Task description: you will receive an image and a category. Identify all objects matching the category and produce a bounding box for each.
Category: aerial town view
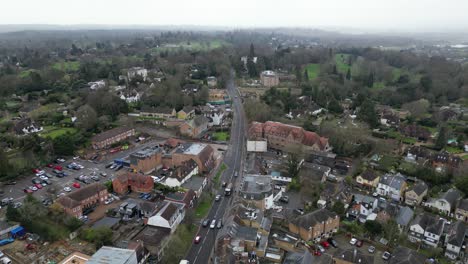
[0,1,467,264]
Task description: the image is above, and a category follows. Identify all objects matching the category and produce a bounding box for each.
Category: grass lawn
[41,127,78,139]
[305,63,320,80]
[19,69,37,78]
[445,146,463,154]
[462,154,468,160]
[334,53,352,74]
[214,163,227,185]
[195,195,213,218]
[372,81,385,89]
[213,131,229,141]
[378,155,401,171]
[52,61,80,72]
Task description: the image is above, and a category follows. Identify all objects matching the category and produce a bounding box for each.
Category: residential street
[185,71,247,264]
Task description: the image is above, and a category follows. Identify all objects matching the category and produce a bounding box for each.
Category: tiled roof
[92,126,133,143]
[360,170,378,181]
[160,203,178,221]
[408,182,428,196]
[67,183,107,203]
[291,209,337,229]
[389,246,426,264]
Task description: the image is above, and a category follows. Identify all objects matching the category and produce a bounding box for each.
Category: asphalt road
[185,71,247,264]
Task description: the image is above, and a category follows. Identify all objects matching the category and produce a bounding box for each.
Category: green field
[154,40,228,53]
[52,61,80,72]
[19,69,38,78]
[305,63,320,80]
[41,127,78,139]
[335,53,352,73]
[213,131,229,141]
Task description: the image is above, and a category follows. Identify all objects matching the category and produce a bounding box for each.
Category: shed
[10,226,25,238]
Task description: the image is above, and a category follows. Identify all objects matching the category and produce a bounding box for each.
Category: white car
[64,187,72,192]
[39,175,48,180]
[349,238,358,245]
[210,220,216,229]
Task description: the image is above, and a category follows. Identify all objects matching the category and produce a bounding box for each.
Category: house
[399,124,431,141]
[408,213,445,247]
[306,151,336,167]
[146,201,185,233]
[177,106,195,120]
[455,199,468,222]
[205,109,225,126]
[239,174,282,210]
[395,206,414,231]
[180,175,207,198]
[260,70,279,87]
[376,203,399,224]
[56,183,108,218]
[356,170,380,188]
[388,246,427,264]
[380,112,400,127]
[162,159,199,187]
[179,115,209,138]
[376,173,407,201]
[207,76,217,87]
[249,121,330,153]
[431,151,463,169]
[165,189,197,208]
[444,221,466,260]
[171,143,215,173]
[289,209,339,242]
[58,252,91,264]
[132,226,171,262]
[405,181,428,206]
[88,80,106,90]
[127,67,148,81]
[129,146,163,174]
[112,173,154,195]
[91,127,135,149]
[301,162,331,183]
[348,194,378,223]
[140,106,176,119]
[87,242,149,264]
[405,146,433,164]
[332,248,374,264]
[120,90,141,103]
[13,118,43,135]
[425,188,461,215]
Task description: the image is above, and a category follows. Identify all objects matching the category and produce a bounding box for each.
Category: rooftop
[130,145,162,159]
[181,175,206,191]
[175,143,207,155]
[92,127,134,143]
[241,174,272,195]
[87,246,136,264]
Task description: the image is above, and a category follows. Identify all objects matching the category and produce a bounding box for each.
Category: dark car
[42,179,52,185]
[202,219,210,227]
[53,169,62,174]
[32,178,42,184]
[356,240,363,247]
[279,196,289,203]
[105,163,114,169]
[327,238,338,248]
[217,220,223,229]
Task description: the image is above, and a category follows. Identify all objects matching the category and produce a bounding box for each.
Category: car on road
[34,183,43,189]
[215,194,222,201]
[202,219,210,227]
[234,171,238,177]
[327,238,338,248]
[349,238,358,245]
[316,244,325,252]
[64,186,72,192]
[217,220,223,229]
[382,251,391,260]
[368,246,375,253]
[73,182,81,188]
[194,235,201,244]
[356,240,363,247]
[23,188,33,194]
[210,219,216,229]
[320,241,330,249]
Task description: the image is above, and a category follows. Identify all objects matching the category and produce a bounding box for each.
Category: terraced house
[56,183,108,218]
[288,209,339,242]
[91,126,135,149]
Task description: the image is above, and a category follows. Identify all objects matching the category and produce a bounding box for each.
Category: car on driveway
[64,187,72,192]
[202,219,210,227]
[368,246,375,253]
[194,235,201,244]
[72,182,81,188]
[382,251,391,260]
[349,238,358,245]
[356,240,363,247]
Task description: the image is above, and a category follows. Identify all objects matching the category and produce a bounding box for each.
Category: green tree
[435,126,448,150]
[303,69,309,82]
[455,177,468,197]
[359,99,379,128]
[364,221,383,237]
[75,104,97,131]
[331,200,345,216]
[287,153,300,178]
[346,68,351,80]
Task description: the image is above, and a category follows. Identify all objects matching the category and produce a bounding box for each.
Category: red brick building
[171,143,215,173]
[249,121,330,152]
[91,126,135,149]
[113,173,154,195]
[288,209,339,242]
[129,146,163,174]
[56,183,108,218]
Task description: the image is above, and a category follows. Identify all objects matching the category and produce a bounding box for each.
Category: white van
[1,256,12,264]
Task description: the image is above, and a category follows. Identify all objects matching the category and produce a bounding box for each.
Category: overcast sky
[2,0,468,32]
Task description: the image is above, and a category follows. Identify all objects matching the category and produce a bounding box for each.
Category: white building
[162,160,199,188]
[408,213,445,248]
[120,92,141,103]
[444,221,466,260]
[127,67,148,81]
[147,201,185,233]
[88,80,106,90]
[376,173,406,201]
[424,188,461,215]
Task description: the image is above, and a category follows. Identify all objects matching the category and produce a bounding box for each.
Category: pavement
[185,71,247,264]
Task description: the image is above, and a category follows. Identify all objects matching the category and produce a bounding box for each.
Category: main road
[185,71,247,263]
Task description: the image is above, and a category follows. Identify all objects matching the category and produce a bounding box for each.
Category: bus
[225,183,233,196]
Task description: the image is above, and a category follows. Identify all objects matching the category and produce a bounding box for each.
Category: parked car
[34,183,43,189]
[356,240,363,247]
[320,241,330,249]
[313,250,322,256]
[316,244,325,252]
[294,208,305,215]
[194,235,201,244]
[39,175,48,180]
[279,196,289,203]
[91,176,100,181]
[210,220,216,229]
[215,194,221,201]
[327,238,338,248]
[54,165,63,171]
[32,178,41,184]
[47,164,54,168]
[64,187,72,192]
[23,188,33,194]
[32,168,40,173]
[202,219,210,227]
[72,182,81,188]
[100,172,108,177]
[56,158,65,163]
[222,182,227,187]
[382,252,391,260]
[349,238,358,245]
[368,246,375,253]
[53,169,62,174]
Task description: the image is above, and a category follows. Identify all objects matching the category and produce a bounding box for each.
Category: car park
[368,246,375,253]
[202,219,210,227]
[382,252,391,260]
[210,219,216,229]
[194,235,201,244]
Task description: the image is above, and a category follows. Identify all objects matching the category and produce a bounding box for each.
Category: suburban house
[455,199,468,222]
[260,70,279,87]
[165,189,197,208]
[249,121,330,153]
[207,76,217,87]
[376,173,407,201]
[356,170,380,188]
[205,109,225,126]
[88,80,106,90]
[91,126,135,149]
[179,115,209,138]
[127,67,148,81]
[146,201,185,233]
[444,221,466,260]
[424,188,462,215]
[388,247,427,264]
[162,159,199,187]
[13,118,43,135]
[408,213,445,247]
[405,181,428,206]
[239,174,282,210]
[56,183,108,218]
[376,203,399,224]
[301,162,331,183]
[171,143,215,173]
[395,206,415,231]
[347,194,378,223]
[399,124,431,141]
[332,248,373,264]
[181,176,207,198]
[177,106,195,120]
[140,106,176,119]
[289,209,339,242]
[129,146,163,174]
[216,216,258,262]
[112,173,154,195]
